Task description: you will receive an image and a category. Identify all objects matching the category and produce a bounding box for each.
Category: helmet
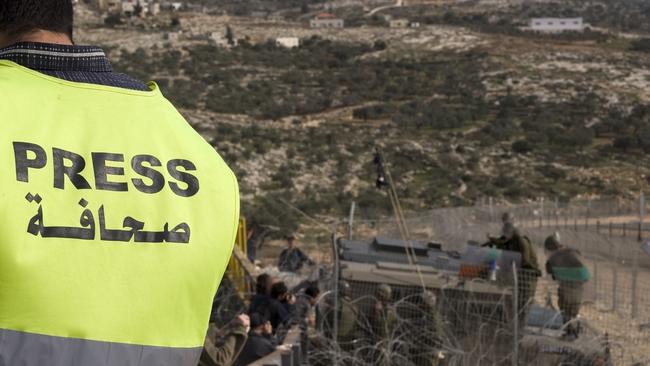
[544,235,560,251]
[377,284,392,302]
[422,290,437,309]
[339,280,351,298]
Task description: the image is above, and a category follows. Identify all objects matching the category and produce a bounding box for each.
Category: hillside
[74,0,650,234]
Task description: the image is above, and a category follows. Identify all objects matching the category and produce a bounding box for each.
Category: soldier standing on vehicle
[486,223,541,325]
[544,234,591,340]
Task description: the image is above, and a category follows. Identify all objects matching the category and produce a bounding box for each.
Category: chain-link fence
[334,197,650,365]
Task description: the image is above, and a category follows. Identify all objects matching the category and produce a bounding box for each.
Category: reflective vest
[0,60,239,366]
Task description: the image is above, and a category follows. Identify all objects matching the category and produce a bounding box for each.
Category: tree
[512,140,532,154]
[134,1,144,17]
[613,135,634,152]
[104,14,123,27]
[300,2,309,14]
[225,25,235,46]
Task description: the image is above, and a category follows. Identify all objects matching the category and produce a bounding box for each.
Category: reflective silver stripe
[0,49,106,58]
[0,329,202,366]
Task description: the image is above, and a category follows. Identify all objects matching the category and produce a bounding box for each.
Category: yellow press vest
[0,60,239,366]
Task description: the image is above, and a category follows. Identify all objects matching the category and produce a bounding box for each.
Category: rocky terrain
[73,0,650,235]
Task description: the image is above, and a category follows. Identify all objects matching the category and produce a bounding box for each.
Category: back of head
[255,273,270,295]
[544,235,560,252]
[0,1,74,42]
[249,313,267,330]
[305,285,320,299]
[270,281,288,300]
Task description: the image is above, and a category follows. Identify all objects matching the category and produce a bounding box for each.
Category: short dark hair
[305,285,320,299]
[270,282,288,300]
[0,0,74,39]
[255,273,270,295]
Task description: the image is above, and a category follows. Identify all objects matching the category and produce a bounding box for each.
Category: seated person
[249,273,276,318]
[234,313,277,366]
[199,314,249,366]
[268,282,294,332]
[278,235,314,273]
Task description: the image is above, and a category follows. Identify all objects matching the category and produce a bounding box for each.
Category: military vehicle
[328,236,610,366]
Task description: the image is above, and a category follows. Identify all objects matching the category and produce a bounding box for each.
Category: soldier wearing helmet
[371,284,398,342]
[544,233,591,340]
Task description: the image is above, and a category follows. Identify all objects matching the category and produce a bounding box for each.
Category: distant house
[149,2,160,15]
[166,31,181,42]
[529,17,585,33]
[209,32,228,47]
[410,22,421,28]
[389,19,410,28]
[310,13,344,29]
[276,37,300,48]
[251,11,269,18]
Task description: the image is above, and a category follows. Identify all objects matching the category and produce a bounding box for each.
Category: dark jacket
[546,247,591,282]
[249,294,272,319]
[269,299,290,330]
[278,248,313,273]
[233,333,277,366]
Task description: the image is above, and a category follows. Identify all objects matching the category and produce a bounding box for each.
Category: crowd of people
[200,237,320,366]
[201,216,593,366]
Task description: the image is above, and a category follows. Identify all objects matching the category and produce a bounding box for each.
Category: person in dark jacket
[249,273,276,319]
[544,234,591,340]
[234,313,277,366]
[268,282,293,332]
[278,235,314,273]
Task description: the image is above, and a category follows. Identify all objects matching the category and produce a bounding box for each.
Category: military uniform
[278,248,313,273]
[545,243,591,338]
[493,231,541,325]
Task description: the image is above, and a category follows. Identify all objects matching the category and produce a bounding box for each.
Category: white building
[209,32,229,47]
[389,19,410,28]
[276,37,299,48]
[310,13,344,29]
[529,17,585,33]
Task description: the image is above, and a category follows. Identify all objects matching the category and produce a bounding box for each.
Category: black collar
[0,42,112,72]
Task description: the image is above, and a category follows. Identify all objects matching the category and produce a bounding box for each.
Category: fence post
[623,222,627,237]
[348,201,356,240]
[596,220,600,234]
[631,264,639,319]
[612,267,618,312]
[512,262,519,366]
[592,262,599,303]
[609,222,613,238]
[574,218,578,231]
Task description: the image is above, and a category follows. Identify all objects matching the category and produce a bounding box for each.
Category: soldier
[487,223,541,325]
[337,281,362,347]
[413,291,445,366]
[484,212,516,248]
[544,234,591,340]
[371,284,398,342]
[278,235,314,273]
